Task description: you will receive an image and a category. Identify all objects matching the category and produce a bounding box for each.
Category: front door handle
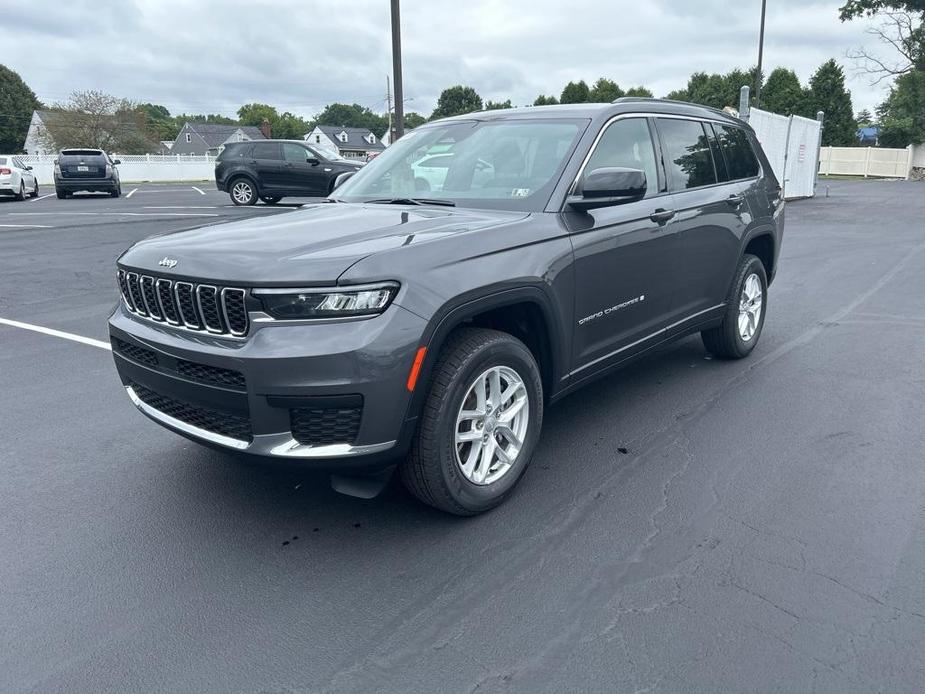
[649,208,676,224]
[726,194,745,206]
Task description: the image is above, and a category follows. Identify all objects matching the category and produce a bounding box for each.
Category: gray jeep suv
[109,98,783,515]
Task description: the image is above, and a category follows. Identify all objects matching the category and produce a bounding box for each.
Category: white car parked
[0,156,39,200]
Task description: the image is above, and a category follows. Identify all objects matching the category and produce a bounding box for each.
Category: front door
[281,143,329,195]
[568,117,682,376]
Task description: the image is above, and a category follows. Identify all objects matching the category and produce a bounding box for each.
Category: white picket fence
[818,146,917,179]
[9,153,217,185]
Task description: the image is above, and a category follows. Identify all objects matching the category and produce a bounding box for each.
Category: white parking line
[125,188,138,198]
[0,223,53,228]
[144,206,217,209]
[191,186,206,195]
[10,211,219,217]
[30,193,55,202]
[0,317,111,351]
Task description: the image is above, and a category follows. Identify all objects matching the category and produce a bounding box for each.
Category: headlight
[254,282,399,320]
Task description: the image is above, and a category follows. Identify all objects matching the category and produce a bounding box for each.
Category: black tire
[229,177,257,206]
[701,253,768,359]
[56,188,67,199]
[400,328,544,516]
[29,180,38,198]
[260,195,281,205]
[110,185,121,198]
[14,182,25,201]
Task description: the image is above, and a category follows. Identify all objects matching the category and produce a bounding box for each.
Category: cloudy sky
[2,0,890,119]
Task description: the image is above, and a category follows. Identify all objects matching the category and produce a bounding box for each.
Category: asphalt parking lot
[2,179,925,693]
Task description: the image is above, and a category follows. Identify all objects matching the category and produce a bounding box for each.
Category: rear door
[568,116,682,376]
[281,143,329,195]
[248,142,284,192]
[655,117,748,321]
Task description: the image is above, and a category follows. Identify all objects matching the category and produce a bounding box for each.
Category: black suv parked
[215,139,363,205]
[110,99,783,515]
[55,149,121,198]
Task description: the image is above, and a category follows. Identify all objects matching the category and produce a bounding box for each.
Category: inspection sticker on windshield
[511,188,530,197]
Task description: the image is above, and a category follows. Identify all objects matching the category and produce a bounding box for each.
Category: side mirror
[25,165,33,171]
[332,170,356,191]
[307,157,320,166]
[112,159,121,165]
[568,167,647,211]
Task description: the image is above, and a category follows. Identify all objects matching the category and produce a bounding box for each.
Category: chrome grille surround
[118,269,249,338]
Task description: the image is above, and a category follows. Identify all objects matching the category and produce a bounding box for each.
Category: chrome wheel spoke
[737,273,764,342]
[498,395,526,423]
[456,428,482,443]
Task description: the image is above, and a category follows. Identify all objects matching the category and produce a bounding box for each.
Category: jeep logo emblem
[158,257,178,269]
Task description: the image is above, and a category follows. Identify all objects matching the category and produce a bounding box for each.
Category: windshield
[334,119,585,211]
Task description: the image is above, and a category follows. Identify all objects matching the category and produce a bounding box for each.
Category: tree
[560,80,590,103]
[314,103,388,133]
[876,68,925,144]
[840,1,925,79]
[0,64,42,152]
[485,99,513,110]
[805,60,856,145]
[589,78,624,102]
[533,94,559,106]
[856,108,874,124]
[175,113,237,127]
[138,103,179,141]
[668,67,760,109]
[38,90,156,153]
[403,112,427,129]
[624,86,654,98]
[237,103,278,127]
[761,68,806,115]
[431,85,483,119]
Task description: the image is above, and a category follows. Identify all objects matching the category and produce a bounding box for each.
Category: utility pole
[386,75,393,144]
[755,0,767,108]
[390,0,404,140]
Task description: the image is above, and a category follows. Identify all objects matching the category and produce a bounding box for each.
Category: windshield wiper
[366,197,456,207]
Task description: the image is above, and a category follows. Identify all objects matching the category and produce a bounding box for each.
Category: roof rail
[612,96,744,123]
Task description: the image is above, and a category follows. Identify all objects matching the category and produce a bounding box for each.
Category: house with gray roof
[171,122,267,156]
[304,125,386,160]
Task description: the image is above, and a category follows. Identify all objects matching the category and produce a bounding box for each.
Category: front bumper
[56,177,117,192]
[109,302,426,469]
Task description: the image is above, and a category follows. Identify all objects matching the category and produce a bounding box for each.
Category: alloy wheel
[738,273,763,342]
[232,181,253,204]
[454,365,530,485]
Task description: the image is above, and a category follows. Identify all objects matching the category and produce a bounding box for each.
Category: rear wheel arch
[742,231,776,284]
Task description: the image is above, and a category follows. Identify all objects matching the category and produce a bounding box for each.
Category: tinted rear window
[250,142,282,160]
[716,126,760,180]
[59,153,107,164]
[656,118,717,190]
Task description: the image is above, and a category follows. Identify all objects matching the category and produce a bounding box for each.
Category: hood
[119,203,527,286]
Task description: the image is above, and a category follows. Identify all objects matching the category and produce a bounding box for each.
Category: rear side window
[250,142,282,160]
[656,118,717,191]
[716,126,760,180]
[584,118,659,197]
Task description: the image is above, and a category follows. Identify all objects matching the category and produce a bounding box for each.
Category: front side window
[656,118,717,190]
[282,143,312,163]
[716,125,760,180]
[583,118,659,197]
[334,119,584,212]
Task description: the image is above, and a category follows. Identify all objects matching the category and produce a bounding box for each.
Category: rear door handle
[726,194,745,206]
[649,208,676,224]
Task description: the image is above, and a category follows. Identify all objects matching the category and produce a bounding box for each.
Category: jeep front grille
[117,269,249,337]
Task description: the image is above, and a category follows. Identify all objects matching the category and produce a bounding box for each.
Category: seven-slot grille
[117,269,248,337]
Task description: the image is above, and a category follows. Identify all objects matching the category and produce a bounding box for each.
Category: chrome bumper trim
[125,386,395,459]
[126,385,249,450]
